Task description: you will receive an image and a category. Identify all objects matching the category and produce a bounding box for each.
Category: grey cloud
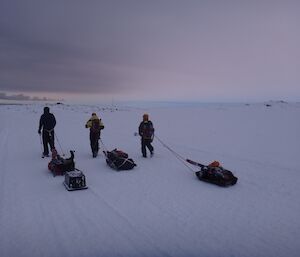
[0,0,145,94]
[0,28,131,93]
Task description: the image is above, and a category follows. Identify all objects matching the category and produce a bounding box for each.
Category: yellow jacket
[85,114,104,129]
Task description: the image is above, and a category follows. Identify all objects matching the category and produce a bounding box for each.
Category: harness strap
[44,129,54,133]
[44,128,54,137]
[112,157,134,169]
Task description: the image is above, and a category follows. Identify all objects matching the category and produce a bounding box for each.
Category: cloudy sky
[0,0,299,102]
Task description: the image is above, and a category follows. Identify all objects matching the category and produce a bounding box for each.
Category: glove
[85,124,88,128]
[38,130,41,134]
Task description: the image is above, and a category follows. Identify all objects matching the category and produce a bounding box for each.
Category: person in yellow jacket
[85,113,104,158]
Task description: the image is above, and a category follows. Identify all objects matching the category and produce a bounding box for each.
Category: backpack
[91,119,101,133]
[141,121,154,139]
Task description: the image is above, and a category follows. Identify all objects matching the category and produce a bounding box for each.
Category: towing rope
[54,132,65,156]
[99,138,109,152]
[154,135,195,172]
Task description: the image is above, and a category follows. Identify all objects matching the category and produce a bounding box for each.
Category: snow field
[0,102,299,257]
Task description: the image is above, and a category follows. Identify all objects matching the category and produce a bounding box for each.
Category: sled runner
[186,159,238,187]
[103,149,136,171]
[48,150,75,176]
[63,169,88,191]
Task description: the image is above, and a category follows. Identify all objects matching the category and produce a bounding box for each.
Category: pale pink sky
[0,0,299,102]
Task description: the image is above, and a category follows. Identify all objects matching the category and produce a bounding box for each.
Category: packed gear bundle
[186,159,238,186]
[48,149,75,176]
[103,149,136,171]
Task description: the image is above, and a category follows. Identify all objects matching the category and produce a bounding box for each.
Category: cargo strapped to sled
[48,150,75,176]
[104,149,136,171]
[186,159,238,187]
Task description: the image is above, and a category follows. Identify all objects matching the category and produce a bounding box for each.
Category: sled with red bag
[48,149,75,176]
[186,159,238,187]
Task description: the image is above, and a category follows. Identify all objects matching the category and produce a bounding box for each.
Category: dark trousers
[42,130,55,155]
[141,138,153,157]
[90,132,100,154]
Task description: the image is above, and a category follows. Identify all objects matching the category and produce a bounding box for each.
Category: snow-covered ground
[0,101,299,257]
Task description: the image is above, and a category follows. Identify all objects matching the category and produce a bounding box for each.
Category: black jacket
[39,110,56,131]
[139,121,154,139]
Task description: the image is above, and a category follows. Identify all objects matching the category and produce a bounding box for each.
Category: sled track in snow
[0,127,9,208]
[86,187,174,257]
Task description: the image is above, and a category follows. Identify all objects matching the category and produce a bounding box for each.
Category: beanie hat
[44,107,50,113]
[143,113,149,121]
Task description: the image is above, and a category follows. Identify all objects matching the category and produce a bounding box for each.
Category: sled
[103,149,136,171]
[48,150,75,176]
[63,169,88,191]
[186,159,238,187]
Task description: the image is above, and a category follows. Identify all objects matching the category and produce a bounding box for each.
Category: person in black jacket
[138,113,154,158]
[38,107,56,157]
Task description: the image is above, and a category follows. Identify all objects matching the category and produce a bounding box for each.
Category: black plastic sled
[63,169,88,191]
[186,159,238,187]
[103,149,136,171]
[48,150,75,176]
